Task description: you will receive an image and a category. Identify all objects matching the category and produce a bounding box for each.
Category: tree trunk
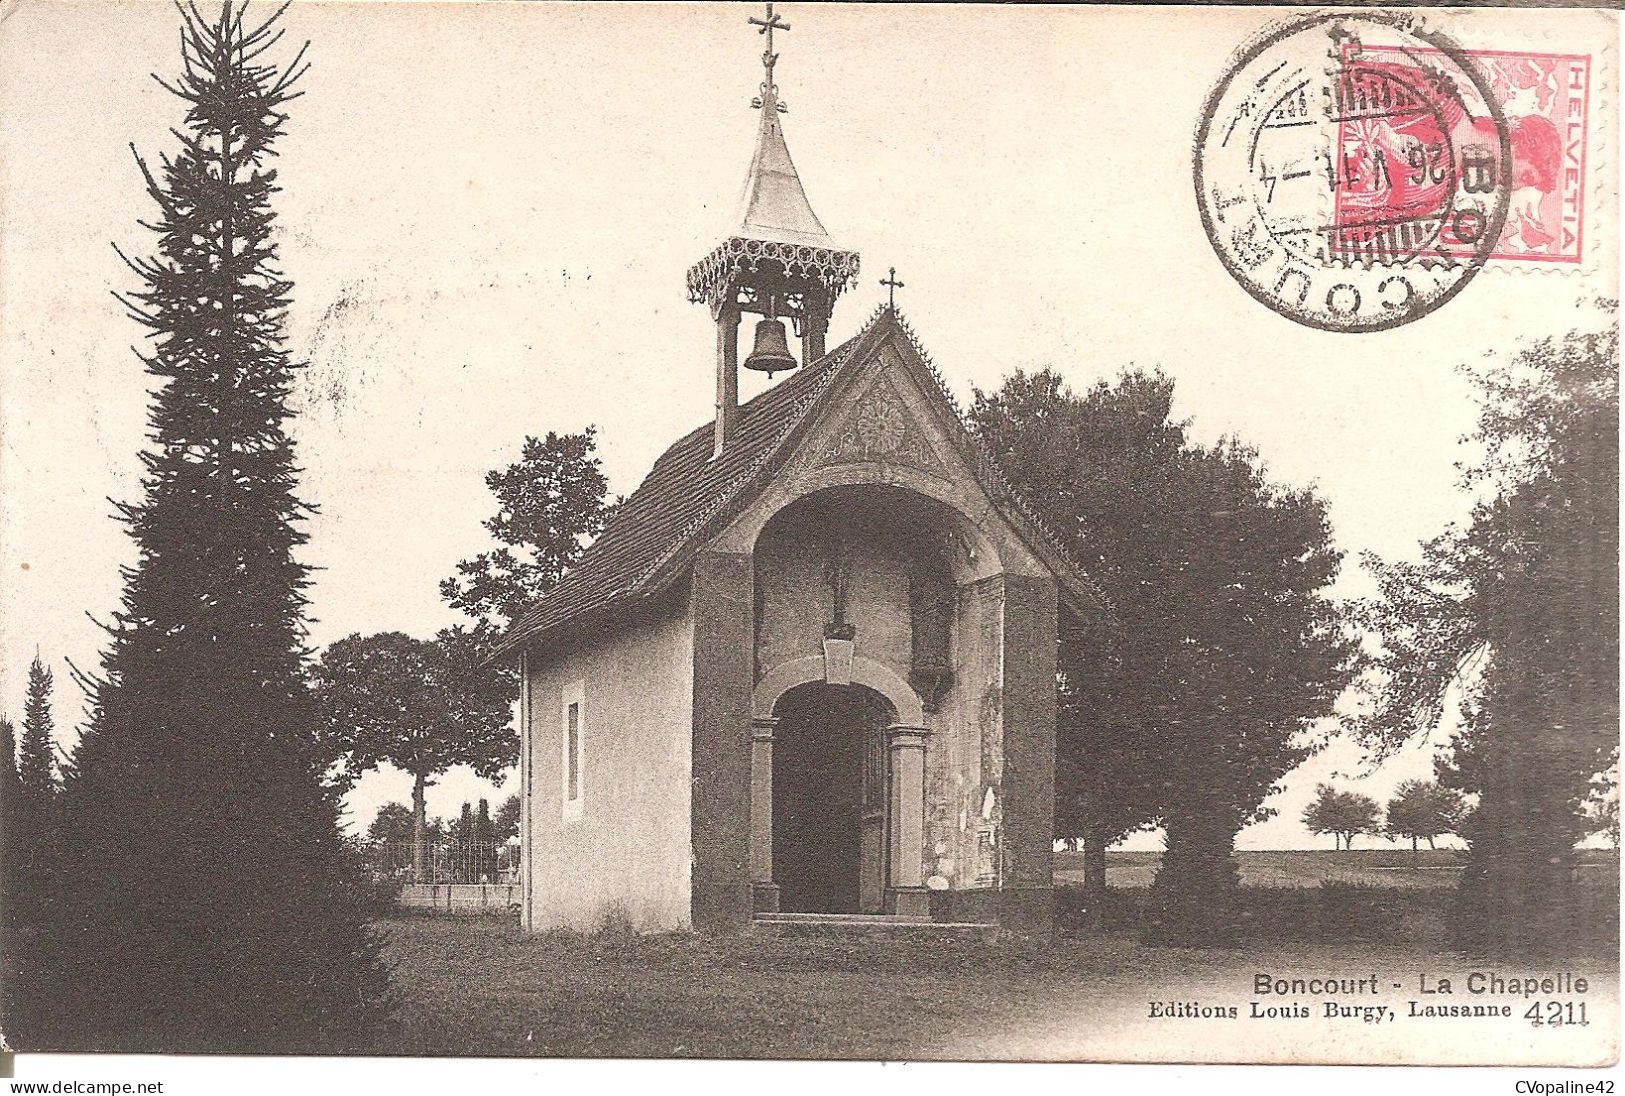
[412,773,428,884]
[1081,822,1108,932]
[1147,800,1242,946]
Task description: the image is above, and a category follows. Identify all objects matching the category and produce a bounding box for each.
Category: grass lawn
[371,914,1618,1063]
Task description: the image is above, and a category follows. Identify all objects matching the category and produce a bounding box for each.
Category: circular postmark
[1194,12,1512,332]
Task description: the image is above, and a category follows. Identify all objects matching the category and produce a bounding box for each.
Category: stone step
[751,912,1000,941]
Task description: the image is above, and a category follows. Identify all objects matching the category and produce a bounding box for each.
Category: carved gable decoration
[818,374,948,475]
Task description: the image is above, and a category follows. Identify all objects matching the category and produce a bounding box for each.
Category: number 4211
[1525,1001,1589,1027]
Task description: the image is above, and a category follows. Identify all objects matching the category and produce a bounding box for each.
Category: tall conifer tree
[0,716,20,1034]
[17,656,57,806]
[8,659,60,1040]
[45,2,389,1051]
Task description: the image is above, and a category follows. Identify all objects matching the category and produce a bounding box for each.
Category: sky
[0,1,1616,849]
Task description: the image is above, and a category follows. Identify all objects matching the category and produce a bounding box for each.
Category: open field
[371,916,1618,1063]
[369,851,1620,1060]
[1053,848,1622,890]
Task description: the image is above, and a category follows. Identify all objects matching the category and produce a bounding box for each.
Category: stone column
[749,715,780,913]
[999,574,1059,935]
[885,724,931,919]
[690,550,755,933]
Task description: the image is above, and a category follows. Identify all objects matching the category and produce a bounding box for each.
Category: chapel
[494,4,1105,935]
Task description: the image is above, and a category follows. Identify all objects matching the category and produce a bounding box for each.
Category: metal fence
[367,840,521,884]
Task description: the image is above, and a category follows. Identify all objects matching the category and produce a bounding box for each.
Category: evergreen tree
[474,797,497,881]
[17,656,57,807]
[7,659,60,1042]
[43,3,389,1051]
[453,801,475,843]
[0,716,19,1034]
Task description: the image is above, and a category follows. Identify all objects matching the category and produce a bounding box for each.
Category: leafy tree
[969,371,1188,920]
[366,801,443,846]
[44,3,389,1051]
[17,656,57,808]
[1595,799,1620,847]
[1384,779,1467,851]
[970,369,1357,943]
[1354,319,1617,951]
[421,429,613,877]
[314,628,515,880]
[440,429,615,630]
[1303,784,1382,850]
[1303,784,1341,848]
[364,801,443,877]
[494,791,521,845]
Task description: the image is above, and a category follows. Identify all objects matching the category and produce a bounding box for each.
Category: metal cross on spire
[881,267,905,309]
[748,3,790,109]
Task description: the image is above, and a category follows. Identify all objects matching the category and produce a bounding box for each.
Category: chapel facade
[496,4,1104,935]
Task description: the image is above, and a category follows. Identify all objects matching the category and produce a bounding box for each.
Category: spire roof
[686,3,859,308]
[733,84,833,247]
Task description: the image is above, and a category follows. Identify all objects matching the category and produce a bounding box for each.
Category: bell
[742,317,797,375]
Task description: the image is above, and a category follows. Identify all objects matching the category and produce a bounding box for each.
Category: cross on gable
[881,267,905,308]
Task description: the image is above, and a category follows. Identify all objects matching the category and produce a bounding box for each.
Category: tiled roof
[492,321,876,658]
[494,308,1109,660]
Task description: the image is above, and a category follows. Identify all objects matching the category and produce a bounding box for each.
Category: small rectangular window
[561,682,585,822]
[566,703,581,802]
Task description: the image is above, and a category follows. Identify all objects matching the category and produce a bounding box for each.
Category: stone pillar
[691,550,755,933]
[999,574,1059,935]
[749,716,780,913]
[713,302,741,459]
[885,724,931,919]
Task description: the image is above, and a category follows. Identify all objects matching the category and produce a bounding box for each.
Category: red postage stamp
[1334,46,1591,264]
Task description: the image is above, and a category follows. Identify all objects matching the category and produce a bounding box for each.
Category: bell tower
[687,3,861,458]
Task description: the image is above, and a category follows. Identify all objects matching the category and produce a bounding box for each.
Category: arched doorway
[771,682,895,914]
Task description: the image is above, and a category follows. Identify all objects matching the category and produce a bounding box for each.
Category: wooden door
[858,723,887,913]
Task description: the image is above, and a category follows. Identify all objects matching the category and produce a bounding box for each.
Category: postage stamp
[1195,12,1514,332]
[1338,47,1592,265]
